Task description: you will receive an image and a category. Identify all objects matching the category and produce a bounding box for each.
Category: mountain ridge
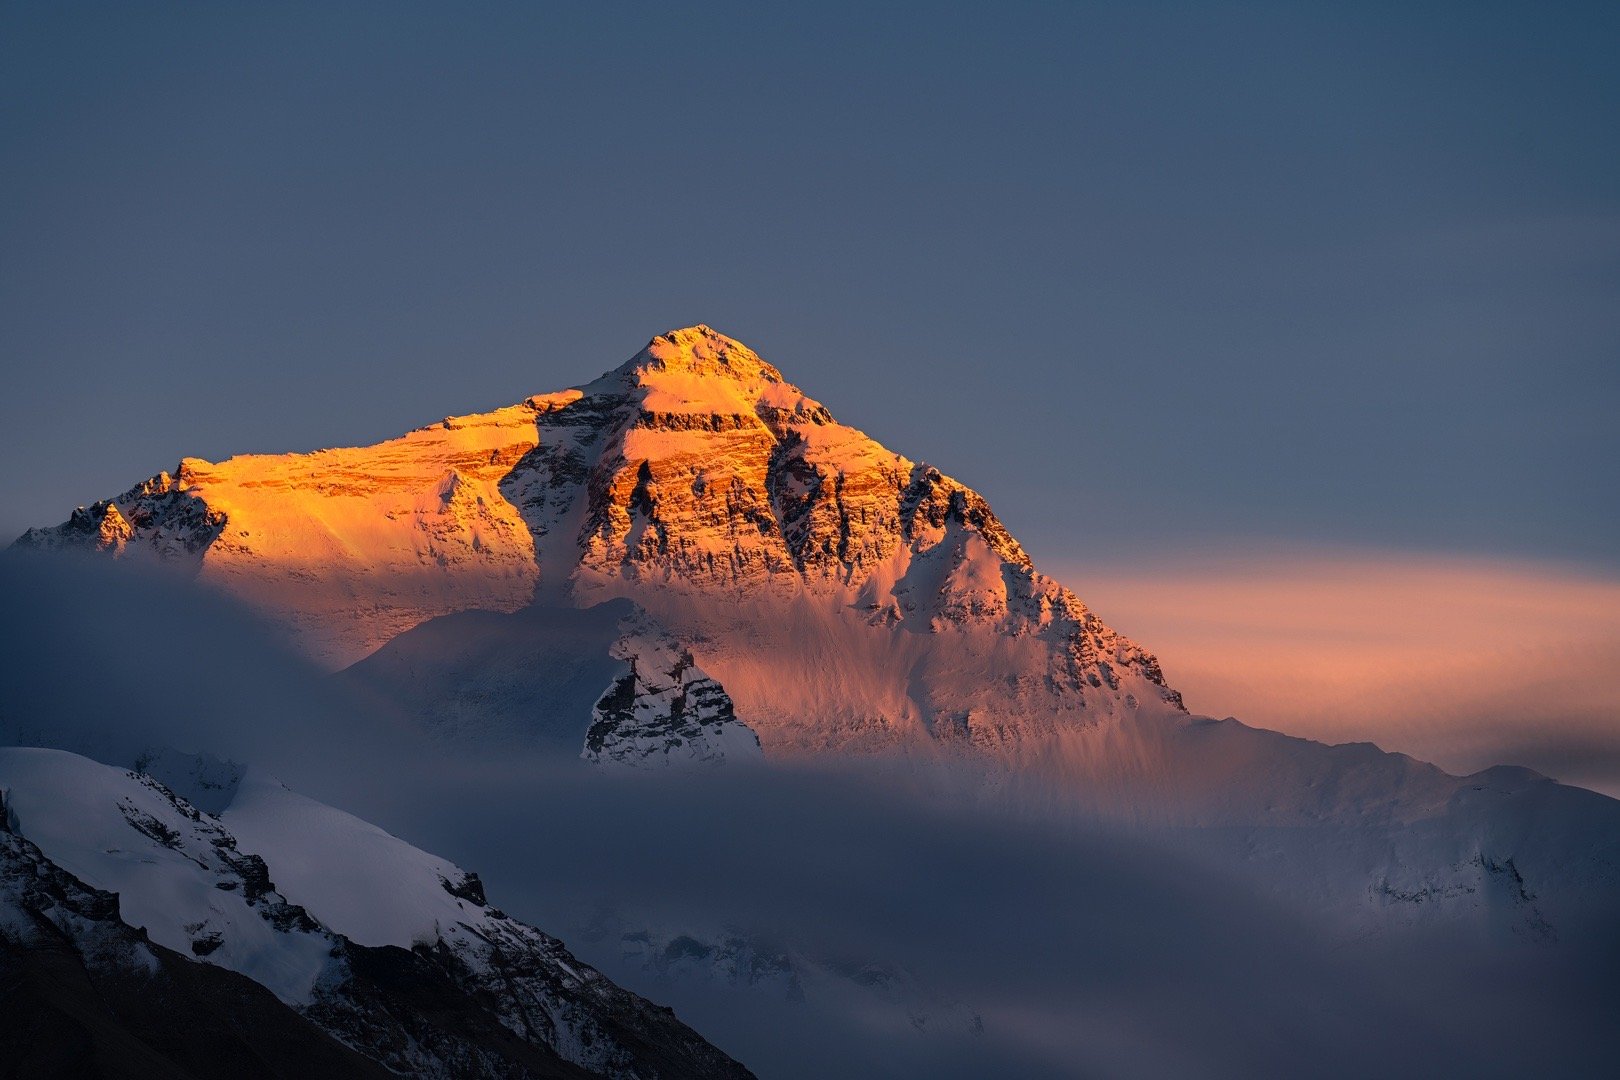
[16,325,1182,763]
[0,746,755,1079]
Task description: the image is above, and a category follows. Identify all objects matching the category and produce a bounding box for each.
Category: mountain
[18,325,1177,762]
[0,747,754,1079]
[13,325,1620,927]
[8,324,1620,1076]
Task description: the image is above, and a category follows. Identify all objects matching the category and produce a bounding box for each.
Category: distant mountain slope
[0,748,754,1080]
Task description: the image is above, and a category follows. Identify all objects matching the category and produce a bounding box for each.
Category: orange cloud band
[1048,547,1620,798]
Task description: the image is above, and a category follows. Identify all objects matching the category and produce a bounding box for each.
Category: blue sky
[3,2,1616,568]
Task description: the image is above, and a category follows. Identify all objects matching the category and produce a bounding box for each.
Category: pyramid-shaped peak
[617,325,786,385]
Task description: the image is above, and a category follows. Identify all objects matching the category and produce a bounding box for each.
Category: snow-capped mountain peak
[607,324,790,386]
[15,326,1181,762]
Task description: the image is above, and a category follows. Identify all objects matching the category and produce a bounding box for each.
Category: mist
[375,759,1618,1079]
[3,553,1616,1078]
[0,552,433,802]
[1058,547,1620,798]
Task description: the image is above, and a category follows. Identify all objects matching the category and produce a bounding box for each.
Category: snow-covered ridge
[0,747,335,1006]
[0,792,395,1076]
[0,747,754,1079]
[15,402,550,665]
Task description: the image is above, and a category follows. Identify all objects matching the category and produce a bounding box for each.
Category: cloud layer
[1055,546,1620,796]
[5,552,1618,1077]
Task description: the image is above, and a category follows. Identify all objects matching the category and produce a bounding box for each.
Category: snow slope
[0,804,391,1078]
[222,769,486,949]
[0,747,335,1005]
[14,403,555,665]
[0,747,755,1079]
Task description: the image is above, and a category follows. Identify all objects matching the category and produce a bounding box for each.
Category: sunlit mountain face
[18,326,1181,759]
[5,327,1618,1079]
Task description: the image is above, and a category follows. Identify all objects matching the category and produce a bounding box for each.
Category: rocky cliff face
[17,325,1180,762]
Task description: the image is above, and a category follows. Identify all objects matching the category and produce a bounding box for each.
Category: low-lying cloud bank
[374,754,1620,1080]
[3,553,1617,1077]
[1054,546,1620,797]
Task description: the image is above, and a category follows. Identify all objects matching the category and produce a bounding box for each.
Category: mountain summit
[18,326,1180,760]
[607,324,789,384]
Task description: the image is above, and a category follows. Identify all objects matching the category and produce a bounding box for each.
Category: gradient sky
[1060,548,1620,795]
[2,2,1616,570]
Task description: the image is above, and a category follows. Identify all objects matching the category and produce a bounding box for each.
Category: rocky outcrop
[583,617,763,768]
[15,469,226,561]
